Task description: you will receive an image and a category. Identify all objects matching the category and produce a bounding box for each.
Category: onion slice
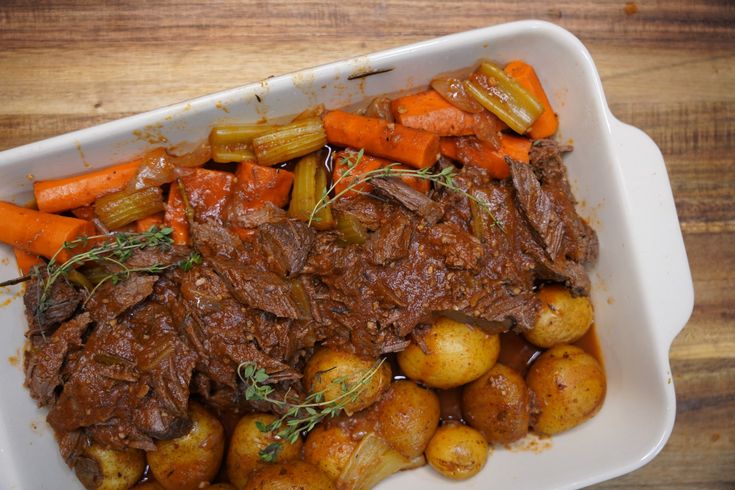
[431,76,484,114]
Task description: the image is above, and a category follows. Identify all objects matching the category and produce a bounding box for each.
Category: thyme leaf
[238,358,386,461]
[308,149,503,230]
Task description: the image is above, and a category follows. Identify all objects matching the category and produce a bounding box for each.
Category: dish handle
[608,116,694,347]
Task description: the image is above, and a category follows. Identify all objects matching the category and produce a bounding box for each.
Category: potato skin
[526,344,606,435]
[147,402,225,490]
[397,317,500,389]
[226,413,303,490]
[243,460,336,490]
[524,285,594,348]
[206,485,237,489]
[462,363,530,444]
[376,380,440,458]
[74,444,145,490]
[303,348,391,414]
[304,424,359,481]
[425,422,489,480]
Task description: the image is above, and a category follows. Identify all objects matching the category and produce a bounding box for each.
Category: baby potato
[303,348,391,415]
[227,413,303,490]
[244,460,336,490]
[304,424,359,481]
[397,317,500,389]
[74,444,145,490]
[425,422,489,480]
[147,402,225,490]
[524,285,594,348]
[526,344,606,435]
[376,380,440,458]
[461,363,530,444]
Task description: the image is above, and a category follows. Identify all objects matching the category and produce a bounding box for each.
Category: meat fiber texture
[21,141,596,463]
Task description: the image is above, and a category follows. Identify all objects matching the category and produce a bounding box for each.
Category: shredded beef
[22,138,597,463]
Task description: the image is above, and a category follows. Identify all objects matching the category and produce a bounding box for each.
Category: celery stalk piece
[209,124,276,146]
[252,117,327,167]
[211,144,255,163]
[288,153,318,222]
[465,61,544,134]
[94,186,164,230]
[312,165,335,231]
[336,211,368,244]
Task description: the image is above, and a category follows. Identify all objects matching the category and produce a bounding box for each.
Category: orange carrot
[34,159,143,213]
[164,185,189,245]
[0,201,96,262]
[391,90,476,136]
[332,151,384,198]
[441,135,531,179]
[135,212,164,233]
[180,168,236,223]
[230,160,294,212]
[323,110,440,169]
[397,165,431,194]
[333,150,430,197]
[70,206,97,221]
[504,61,558,139]
[439,138,460,161]
[13,248,43,275]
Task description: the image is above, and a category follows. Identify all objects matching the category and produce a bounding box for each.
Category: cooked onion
[129,143,210,190]
[365,96,394,122]
[472,111,503,149]
[431,77,484,114]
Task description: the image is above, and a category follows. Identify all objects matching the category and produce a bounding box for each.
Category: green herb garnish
[238,358,386,462]
[308,149,502,230]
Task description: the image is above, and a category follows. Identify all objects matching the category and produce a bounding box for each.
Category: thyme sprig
[308,149,503,230]
[36,227,200,315]
[238,358,386,462]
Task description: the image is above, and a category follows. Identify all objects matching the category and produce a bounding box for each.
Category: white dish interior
[0,20,693,489]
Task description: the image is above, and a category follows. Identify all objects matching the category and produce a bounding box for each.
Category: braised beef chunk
[510,158,565,261]
[529,140,599,265]
[26,312,91,405]
[367,212,412,265]
[257,220,315,276]
[84,274,158,322]
[23,137,597,460]
[24,273,82,335]
[371,177,444,224]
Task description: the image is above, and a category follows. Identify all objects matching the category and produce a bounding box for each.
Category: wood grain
[0,0,733,487]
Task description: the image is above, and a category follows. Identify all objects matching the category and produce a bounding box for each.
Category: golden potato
[303,348,391,415]
[244,460,336,490]
[397,317,500,389]
[524,285,594,348]
[376,380,440,458]
[74,444,145,490]
[461,363,530,444]
[425,422,489,480]
[206,485,237,489]
[526,344,606,435]
[304,424,359,481]
[227,413,303,490]
[147,402,225,490]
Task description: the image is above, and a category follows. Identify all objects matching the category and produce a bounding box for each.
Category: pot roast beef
[22,140,596,463]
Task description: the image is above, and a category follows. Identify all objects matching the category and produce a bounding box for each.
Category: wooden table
[1,1,732,487]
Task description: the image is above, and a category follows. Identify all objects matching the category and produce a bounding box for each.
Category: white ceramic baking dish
[0,20,693,489]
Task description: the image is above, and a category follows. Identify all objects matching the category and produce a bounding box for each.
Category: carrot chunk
[323,110,440,169]
[504,61,558,139]
[0,201,96,262]
[391,90,477,136]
